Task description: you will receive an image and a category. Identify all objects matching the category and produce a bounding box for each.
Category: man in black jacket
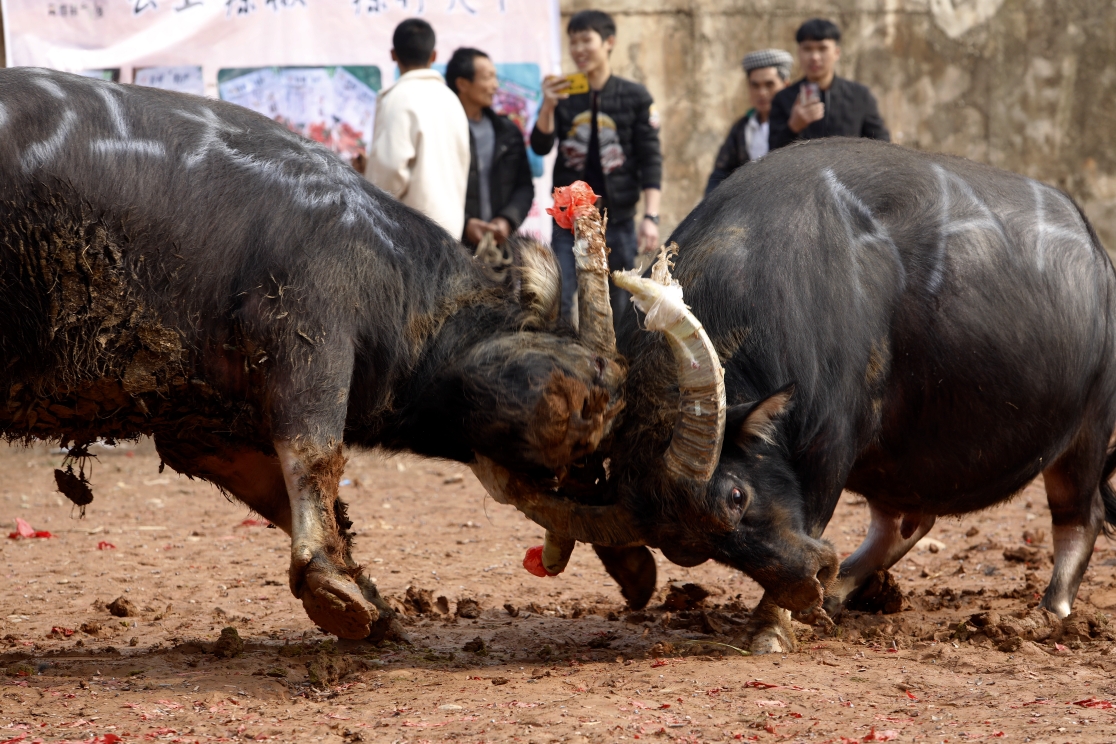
[768,18,889,151]
[447,47,535,250]
[705,48,793,196]
[530,9,663,322]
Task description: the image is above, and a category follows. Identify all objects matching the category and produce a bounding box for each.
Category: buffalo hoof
[296,558,377,640]
[593,545,657,610]
[739,595,797,655]
[357,574,410,645]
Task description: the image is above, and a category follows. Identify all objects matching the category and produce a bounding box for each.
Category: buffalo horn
[572,206,617,355]
[612,245,726,483]
[469,454,645,547]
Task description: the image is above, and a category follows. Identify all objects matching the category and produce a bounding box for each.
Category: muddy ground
[3,440,1116,744]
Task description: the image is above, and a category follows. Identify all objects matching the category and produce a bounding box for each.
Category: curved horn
[570,189,617,355]
[469,454,645,547]
[612,245,726,482]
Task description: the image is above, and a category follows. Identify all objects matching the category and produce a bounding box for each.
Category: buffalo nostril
[593,356,608,382]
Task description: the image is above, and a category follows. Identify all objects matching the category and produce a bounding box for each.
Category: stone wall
[559,0,1116,252]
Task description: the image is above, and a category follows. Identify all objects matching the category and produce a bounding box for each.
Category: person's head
[447,48,498,111]
[391,18,437,71]
[567,10,616,75]
[794,18,841,83]
[742,49,793,120]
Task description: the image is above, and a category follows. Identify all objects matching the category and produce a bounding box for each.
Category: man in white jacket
[367,19,470,238]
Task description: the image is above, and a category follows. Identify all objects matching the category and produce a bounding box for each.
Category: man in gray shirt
[447,47,535,250]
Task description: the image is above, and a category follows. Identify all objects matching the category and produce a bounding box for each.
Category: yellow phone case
[565,73,589,95]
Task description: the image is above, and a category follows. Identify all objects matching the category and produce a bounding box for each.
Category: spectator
[705,48,793,196]
[366,19,470,238]
[768,18,889,151]
[531,9,663,322]
[447,47,535,251]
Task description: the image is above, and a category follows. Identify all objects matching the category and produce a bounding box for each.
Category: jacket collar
[382,68,446,97]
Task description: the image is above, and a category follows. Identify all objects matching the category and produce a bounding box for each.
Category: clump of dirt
[662,581,711,611]
[847,569,905,614]
[455,598,481,619]
[306,652,362,688]
[404,586,436,615]
[212,627,244,658]
[463,637,487,654]
[106,597,137,618]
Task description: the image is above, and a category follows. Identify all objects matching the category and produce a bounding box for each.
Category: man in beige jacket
[366,19,470,238]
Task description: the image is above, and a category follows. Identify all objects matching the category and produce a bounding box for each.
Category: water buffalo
[476,138,1116,653]
[0,67,626,641]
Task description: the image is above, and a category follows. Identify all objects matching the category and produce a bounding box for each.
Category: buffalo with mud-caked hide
[0,67,629,641]
[476,138,1116,654]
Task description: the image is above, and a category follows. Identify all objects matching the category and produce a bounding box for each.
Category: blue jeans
[551,216,638,326]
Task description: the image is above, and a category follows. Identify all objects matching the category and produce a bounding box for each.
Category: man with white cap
[704,48,794,196]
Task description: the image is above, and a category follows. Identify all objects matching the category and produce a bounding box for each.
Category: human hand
[638,217,660,255]
[465,218,495,246]
[541,75,571,110]
[789,86,825,134]
[490,216,513,244]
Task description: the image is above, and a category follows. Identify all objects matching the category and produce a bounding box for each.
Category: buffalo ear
[510,237,561,326]
[728,383,795,448]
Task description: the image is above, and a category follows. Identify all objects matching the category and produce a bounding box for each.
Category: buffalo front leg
[822,502,935,618]
[736,593,796,654]
[276,440,379,640]
[1041,453,1105,618]
[593,545,657,610]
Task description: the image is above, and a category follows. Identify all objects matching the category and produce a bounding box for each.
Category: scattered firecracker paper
[1073,698,1115,709]
[8,518,53,539]
[97,541,116,550]
[546,181,599,230]
[522,545,558,577]
[862,729,900,741]
[238,518,271,528]
[51,626,75,637]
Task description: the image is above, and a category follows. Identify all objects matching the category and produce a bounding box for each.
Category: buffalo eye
[731,487,744,507]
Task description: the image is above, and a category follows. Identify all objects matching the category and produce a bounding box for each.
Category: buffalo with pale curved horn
[478,139,1116,655]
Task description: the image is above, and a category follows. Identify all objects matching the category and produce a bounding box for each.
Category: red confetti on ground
[1073,698,1115,709]
[8,518,53,539]
[546,181,599,230]
[650,659,668,668]
[522,545,558,577]
[862,729,900,741]
[238,518,271,528]
[744,680,781,689]
[97,541,116,550]
[906,690,919,701]
[51,626,75,637]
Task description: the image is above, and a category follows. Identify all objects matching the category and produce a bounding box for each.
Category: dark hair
[393,18,436,67]
[795,18,841,44]
[445,47,490,94]
[567,10,616,41]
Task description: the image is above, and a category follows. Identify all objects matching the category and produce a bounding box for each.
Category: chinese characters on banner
[2,0,560,239]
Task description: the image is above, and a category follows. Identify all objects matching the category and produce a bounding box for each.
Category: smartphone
[565,73,589,95]
[802,82,821,104]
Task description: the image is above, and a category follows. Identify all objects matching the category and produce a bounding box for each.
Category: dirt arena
[3,440,1116,743]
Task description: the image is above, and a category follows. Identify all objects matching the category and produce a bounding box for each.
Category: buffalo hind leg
[822,503,935,618]
[1041,441,1106,618]
[593,545,657,610]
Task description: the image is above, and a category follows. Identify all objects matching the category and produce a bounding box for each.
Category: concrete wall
[559,0,1116,252]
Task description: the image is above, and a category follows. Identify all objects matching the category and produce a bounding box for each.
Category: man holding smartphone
[530,9,663,324]
[768,18,889,150]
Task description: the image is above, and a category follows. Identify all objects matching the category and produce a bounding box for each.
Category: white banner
[1,0,561,239]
